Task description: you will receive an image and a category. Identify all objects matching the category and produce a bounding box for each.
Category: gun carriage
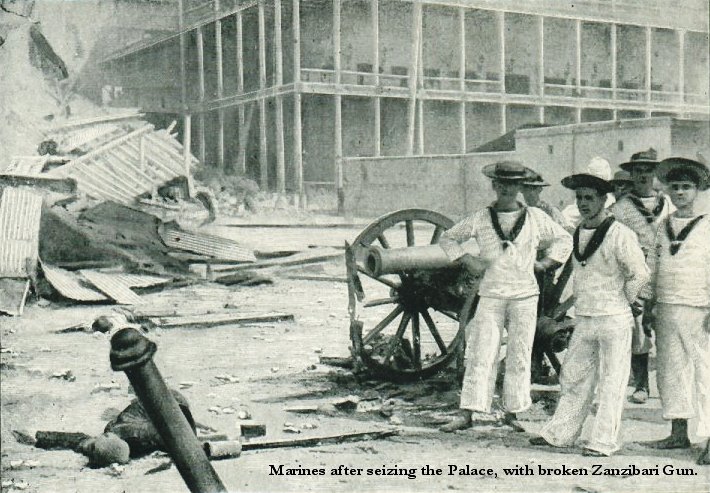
[345,209,574,382]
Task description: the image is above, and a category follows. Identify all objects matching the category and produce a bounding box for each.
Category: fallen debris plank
[213,248,343,274]
[150,312,294,328]
[283,405,320,414]
[214,271,274,286]
[319,356,354,369]
[109,273,172,289]
[80,270,143,305]
[41,263,107,302]
[0,279,30,316]
[241,429,398,451]
[0,174,77,195]
[160,223,256,263]
[280,274,347,283]
[35,431,92,451]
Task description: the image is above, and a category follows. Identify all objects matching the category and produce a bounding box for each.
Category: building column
[215,14,225,169]
[407,2,423,155]
[538,15,544,96]
[498,11,505,94]
[500,104,507,134]
[575,19,582,95]
[178,0,187,109]
[293,0,303,202]
[458,7,466,153]
[611,23,617,100]
[236,12,246,174]
[417,35,424,155]
[196,26,206,166]
[678,30,685,104]
[334,0,343,211]
[183,114,194,196]
[372,0,379,86]
[645,26,652,105]
[258,0,268,189]
[274,0,285,193]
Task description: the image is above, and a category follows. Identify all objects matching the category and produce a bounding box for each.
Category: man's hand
[534,258,562,274]
[458,254,489,276]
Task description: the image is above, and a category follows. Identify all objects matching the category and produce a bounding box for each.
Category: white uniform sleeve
[615,227,651,304]
[439,214,478,262]
[534,209,573,264]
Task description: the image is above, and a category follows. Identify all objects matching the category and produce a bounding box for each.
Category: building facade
[100,0,710,201]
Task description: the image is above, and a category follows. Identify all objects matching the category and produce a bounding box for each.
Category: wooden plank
[0,174,76,195]
[80,270,143,305]
[241,429,397,451]
[151,312,294,328]
[212,248,342,273]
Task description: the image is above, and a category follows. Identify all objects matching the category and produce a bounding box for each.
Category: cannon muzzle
[366,245,455,276]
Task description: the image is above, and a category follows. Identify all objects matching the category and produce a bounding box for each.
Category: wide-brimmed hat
[657,157,710,191]
[561,173,613,194]
[482,161,534,181]
[610,170,633,184]
[620,148,659,172]
[521,170,550,187]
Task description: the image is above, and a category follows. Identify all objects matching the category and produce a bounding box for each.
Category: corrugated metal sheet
[41,263,108,301]
[160,225,256,263]
[0,187,43,278]
[80,270,144,305]
[5,157,48,175]
[110,273,172,288]
[47,124,189,205]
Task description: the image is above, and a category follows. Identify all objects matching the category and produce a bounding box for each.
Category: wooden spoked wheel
[346,209,468,381]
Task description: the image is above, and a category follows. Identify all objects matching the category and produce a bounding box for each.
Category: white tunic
[648,214,710,308]
[572,221,650,317]
[439,206,572,300]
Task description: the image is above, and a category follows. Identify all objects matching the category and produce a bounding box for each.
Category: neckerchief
[573,216,616,266]
[626,193,665,224]
[488,206,527,250]
[665,215,705,255]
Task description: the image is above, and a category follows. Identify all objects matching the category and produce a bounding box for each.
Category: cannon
[345,208,574,382]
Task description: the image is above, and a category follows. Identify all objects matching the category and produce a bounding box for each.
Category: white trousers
[540,313,633,456]
[460,295,538,413]
[655,303,710,438]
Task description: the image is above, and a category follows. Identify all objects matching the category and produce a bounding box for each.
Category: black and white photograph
[1,0,709,491]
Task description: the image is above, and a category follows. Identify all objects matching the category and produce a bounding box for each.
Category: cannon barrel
[366,245,455,276]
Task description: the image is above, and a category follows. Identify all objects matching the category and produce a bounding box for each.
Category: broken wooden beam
[150,312,294,329]
[241,429,397,451]
[319,356,354,369]
[0,173,77,195]
[213,249,343,274]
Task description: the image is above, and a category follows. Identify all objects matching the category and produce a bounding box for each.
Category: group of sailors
[436,149,710,465]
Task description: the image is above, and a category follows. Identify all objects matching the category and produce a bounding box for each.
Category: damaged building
[97,0,709,208]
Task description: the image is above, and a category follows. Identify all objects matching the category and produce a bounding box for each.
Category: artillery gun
[345,209,574,382]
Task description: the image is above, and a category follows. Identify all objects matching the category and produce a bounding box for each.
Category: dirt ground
[1,218,709,493]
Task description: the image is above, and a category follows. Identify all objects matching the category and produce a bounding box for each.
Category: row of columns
[175,0,695,197]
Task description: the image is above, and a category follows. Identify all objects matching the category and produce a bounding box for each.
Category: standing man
[562,156,615,230]
[529,173,650,457]
[439,161,572,432]
[610,170,634,200]
[611,148,674,405]
[521,172,572,231]
[644,157,710,465]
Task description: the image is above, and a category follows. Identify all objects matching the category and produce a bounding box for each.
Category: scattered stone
[214,374,239,384]
[270,367,279,373]
[237,409,251,420]
[389,416,403,425]
[361,389,380,401]
[238,421,266,438]
[283,426,301,434]
[301,423,318,430]
[9,460,24,469]
[306,364,317,371]
[313,348,323,354]
[333,396,360,412]
[221,407,236,415]
[50,369,75,382]
[107,463,125,476]
[37,299,51,307]
[92,382,121,394]
[208,406,221,414]
[179,381,196,389]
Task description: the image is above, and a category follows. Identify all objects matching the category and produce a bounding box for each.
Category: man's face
[575,187,606,220]
[521,186,541,205]
[630,164,656,192]
[492,179,522,201]
[667,180,698,209]
[612,181,632,198]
